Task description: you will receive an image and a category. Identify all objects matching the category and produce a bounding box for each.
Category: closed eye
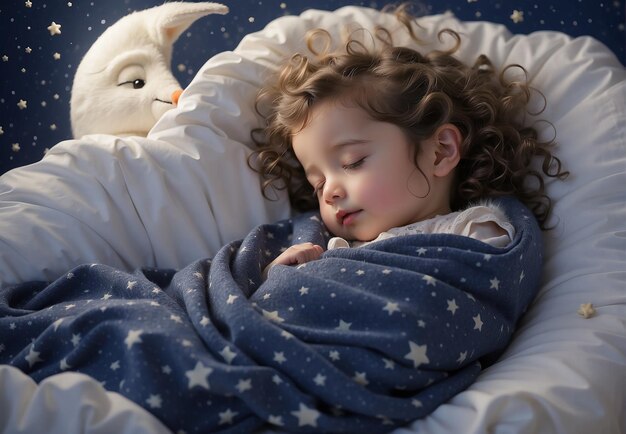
[313,181,325,197]
[343,157,366,171]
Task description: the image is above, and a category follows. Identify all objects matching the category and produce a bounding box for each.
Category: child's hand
[263,242,324,280]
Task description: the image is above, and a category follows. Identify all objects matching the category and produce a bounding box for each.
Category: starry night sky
[1,0,624,174]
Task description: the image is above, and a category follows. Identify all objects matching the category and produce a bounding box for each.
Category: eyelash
[311,157,367,196]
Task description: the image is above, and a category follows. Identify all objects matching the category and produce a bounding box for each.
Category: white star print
[457,351,468,364]
[126,281,137,290]
[273,351,287,364]
[220,346,237,364]
[404,341,429,368]
[382,269,392,274]
[356,269,365,275]
[110,360,120,371]
[60,358,71,370]
[313,373,326,386]
[335,320,352,331]
[353,371,369,386]
[162,365,172,375]
[416,248,427,256]
[262,309,285,323]
[185,361,213,389]
[291,403,320,427]
[383,358,395,369]
[383,301,400,315]
[490,277,500,290]
[71,333,81,347]
[170,314,183,324]
[25,345,43,367]
[422,275,436,286]
[299,286,309,295]
[25,0,33,7]
[47,21,62,35]
[181,339,192,347]
[53,52,61,60]
[281,330,294,339]
[227,294,239,304]
[146,394,162,408]
[200,316,210,327]
[268,415,284,426]
[17,99,27,110]
[510,9,524,23]
[417,320,426,328]
[412,399,423,408]
[219,408,238,425]
[102,293,112,300]
[446,299,459,315]
[329,350,340,361]
[235,378,252,393]
[124,329,143,349]
[473,314,484,331]
[272,375,283,385]
[64,303,76,310]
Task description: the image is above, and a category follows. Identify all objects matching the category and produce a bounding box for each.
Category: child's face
[292,99,450,241]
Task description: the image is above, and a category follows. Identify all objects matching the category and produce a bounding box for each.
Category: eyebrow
[332,138,371,148]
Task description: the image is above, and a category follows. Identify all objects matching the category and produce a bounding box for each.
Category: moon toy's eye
[132,79,145,89]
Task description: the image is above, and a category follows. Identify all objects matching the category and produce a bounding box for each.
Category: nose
[171,89,183,106]
[323,178,345,204]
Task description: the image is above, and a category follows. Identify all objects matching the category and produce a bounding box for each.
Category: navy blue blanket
[0,197,542,433]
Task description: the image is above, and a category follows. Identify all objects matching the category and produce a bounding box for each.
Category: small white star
[12,143,21,152]
[446,299,459,315]
[17,99,27,110]
[422,275,436,286]
[313,373,326,386]
[335,319,352,331]
[170,314,183,324]
[355,269,365,275]
[383,301,400,315]
[291,403,320,427]
[382,269,392,274]
[25,47,32,53]
[235,378,252,393]
[162,365,172,375]
[64,303,76,310]
[353,371,369,386]
[53,52,61,60]
[262,309,285,323]
[416,248,427,256]
[404,341,429,368]
[47,21,62,35]
[268,415,284,426]
[218,408,238,425]
[71,333,81,347]
[577,303,596,319]
[383,358,395,369]
[227,294,238,304]
[185,361,213,389]
[127,280,137,290]
[102,293,112,300]
[329,350,340,361]
[457,351,468,364]
[299,286,309,295]
[490,277,500,290]
[124,329,143,349]
[220,346,237,364]
[110,360,120,370]
[25,345,43,367]
[25,0,33,7]
[0,126,3,134]
[273,351,287,364]
[146,394,162,408]
[510,10,524,23]
[60,358,71,370]
[412,399,423,408]
[1,55,8,62]
[473,314,484,331]
[272,375,283,384]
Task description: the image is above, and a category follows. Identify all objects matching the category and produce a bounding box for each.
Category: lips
[336,209,362,225]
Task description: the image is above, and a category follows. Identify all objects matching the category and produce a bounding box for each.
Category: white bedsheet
[1,6,624,434]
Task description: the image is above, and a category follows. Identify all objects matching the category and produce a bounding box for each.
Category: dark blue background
[1,0,624,174]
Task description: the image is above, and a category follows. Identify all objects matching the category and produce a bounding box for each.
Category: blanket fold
[0,196,541,433]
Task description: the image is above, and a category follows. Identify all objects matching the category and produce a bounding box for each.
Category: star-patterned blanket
[0,196,541,434]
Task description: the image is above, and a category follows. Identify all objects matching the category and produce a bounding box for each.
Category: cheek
[356,175,410,208]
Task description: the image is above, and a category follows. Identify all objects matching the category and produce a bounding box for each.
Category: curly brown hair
[249,4,568,228]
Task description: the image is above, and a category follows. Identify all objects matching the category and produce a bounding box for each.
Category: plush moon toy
[70,2,228,138]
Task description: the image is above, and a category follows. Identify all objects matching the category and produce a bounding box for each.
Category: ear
[152,2,229,47]
[432,123,462,177]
